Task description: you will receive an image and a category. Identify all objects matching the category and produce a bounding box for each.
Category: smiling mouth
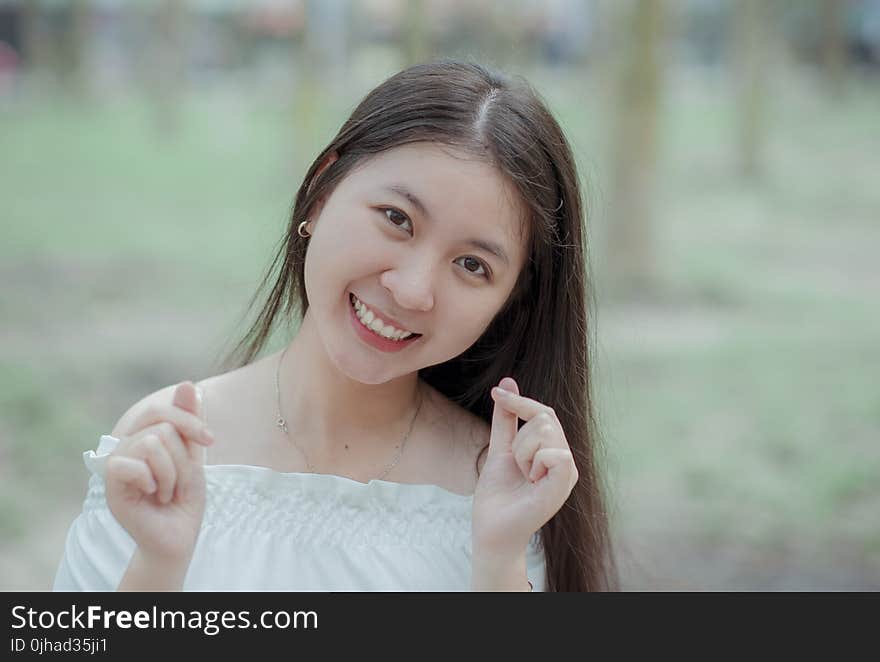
[349,292,423,342]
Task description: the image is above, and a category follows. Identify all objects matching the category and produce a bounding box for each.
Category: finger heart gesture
[472,377,579,557]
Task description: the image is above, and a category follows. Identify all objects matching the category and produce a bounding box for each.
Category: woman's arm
[471,548,531,591]
[118,548,192,592]
[108,381,210,592]
[472,378,577,592]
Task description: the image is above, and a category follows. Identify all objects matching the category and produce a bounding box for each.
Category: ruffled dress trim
[84,435,544,554]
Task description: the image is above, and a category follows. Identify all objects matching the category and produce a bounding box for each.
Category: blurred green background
[1,0,878,590]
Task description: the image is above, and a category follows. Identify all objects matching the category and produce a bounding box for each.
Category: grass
[1,64,877,589]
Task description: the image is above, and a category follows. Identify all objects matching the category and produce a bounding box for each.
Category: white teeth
[351,295,414,341]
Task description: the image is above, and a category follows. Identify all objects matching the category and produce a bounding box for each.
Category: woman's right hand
[104,381,214,564]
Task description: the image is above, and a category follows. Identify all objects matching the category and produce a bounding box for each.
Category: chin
[329,341,401,385]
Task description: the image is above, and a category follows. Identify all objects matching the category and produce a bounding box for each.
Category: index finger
[487,378,520,459]
[172,381,210,465]
[490,387,554,423]
[130,404,214,448]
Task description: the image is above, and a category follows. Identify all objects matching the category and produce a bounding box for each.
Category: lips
[349,292,422,338]
[347,292,423,353]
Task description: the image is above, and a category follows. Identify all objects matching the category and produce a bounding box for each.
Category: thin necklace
[274,344,424,481]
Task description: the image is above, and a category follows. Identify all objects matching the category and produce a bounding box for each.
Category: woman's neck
[276,309,424,463]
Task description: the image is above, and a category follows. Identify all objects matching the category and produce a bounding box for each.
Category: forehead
[343,142,528,263]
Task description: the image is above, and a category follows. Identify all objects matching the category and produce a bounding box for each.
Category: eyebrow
[382,184,511,267]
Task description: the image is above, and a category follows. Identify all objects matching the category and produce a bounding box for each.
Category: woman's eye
[380,207,490,281]
[382,207,412,233]
[456,256,490,280]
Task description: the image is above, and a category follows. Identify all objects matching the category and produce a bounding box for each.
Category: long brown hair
[217,59,617,591]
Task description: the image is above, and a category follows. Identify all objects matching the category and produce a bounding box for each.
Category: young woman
[53,59,617,592]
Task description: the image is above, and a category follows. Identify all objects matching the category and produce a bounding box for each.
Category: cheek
[438,304,498,352]
[321,214,386,264]
[305,223,375,285]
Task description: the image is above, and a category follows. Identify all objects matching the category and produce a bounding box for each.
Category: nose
[379,258,435,313]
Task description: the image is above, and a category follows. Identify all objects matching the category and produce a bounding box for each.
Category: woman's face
[304,141,529,385]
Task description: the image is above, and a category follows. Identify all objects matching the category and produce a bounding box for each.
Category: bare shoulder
[108,361,252,439]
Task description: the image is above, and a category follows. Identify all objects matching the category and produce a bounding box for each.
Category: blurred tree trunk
[493,0,540,70]
[152,0,188,138]
[403,0,428,66]
[292,0,348,169]
[604,0,666,299]
[732,0,770,180]
[52,0,91,96]
[121,1,149,93]
[821,0,846,98]
[294,3,319,169]
[303,0,348,81]
[21,0,50,74]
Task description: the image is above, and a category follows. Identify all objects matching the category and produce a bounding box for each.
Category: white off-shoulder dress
[53,435,547,591]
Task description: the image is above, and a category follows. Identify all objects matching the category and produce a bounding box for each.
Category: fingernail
[147,480,157,494]
[201,428,215,445]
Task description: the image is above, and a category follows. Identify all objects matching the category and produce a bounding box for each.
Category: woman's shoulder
[107,353,490,493]
[415,383,491,492]
[108,355,264,440]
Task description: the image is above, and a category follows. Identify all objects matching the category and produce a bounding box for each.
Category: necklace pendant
[276,416,288,434]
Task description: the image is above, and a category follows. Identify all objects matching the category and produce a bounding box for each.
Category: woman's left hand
[472,377,579,557]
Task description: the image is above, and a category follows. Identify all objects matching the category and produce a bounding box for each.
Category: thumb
[487,377,519,459]
[173,381,206,465]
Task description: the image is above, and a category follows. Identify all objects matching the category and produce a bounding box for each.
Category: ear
[306,150,339,220]
[307,151,339,196]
